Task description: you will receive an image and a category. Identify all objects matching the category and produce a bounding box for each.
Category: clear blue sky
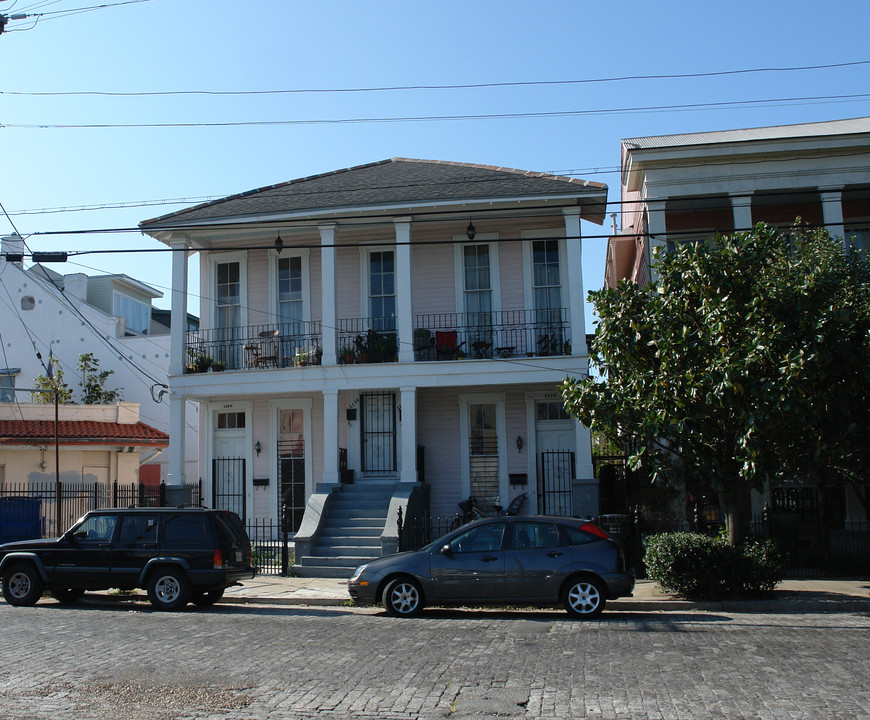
[3,0,870,325]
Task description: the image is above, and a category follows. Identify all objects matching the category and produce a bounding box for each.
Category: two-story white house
[141,158,608,576]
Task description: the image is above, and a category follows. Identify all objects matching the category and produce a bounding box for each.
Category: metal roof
[623,116,870,151]
[140,157,608,229]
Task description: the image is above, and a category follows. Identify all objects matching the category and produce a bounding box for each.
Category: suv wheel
[147,568,192,611]
[2,563,44,606]
[192,588,225,606]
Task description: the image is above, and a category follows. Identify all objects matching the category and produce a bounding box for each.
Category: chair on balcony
[435,330,465,360]
[253,329,280,368]
[414,328,435,360]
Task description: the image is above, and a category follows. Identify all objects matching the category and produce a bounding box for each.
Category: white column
[820,188,845,245]
[574,421,595,482]
[167,238,189,486]
[645,200,667,284]
[563,209,587,357]
[322,390,340,486]
[730,194,753,233]
[395,219,414,363]
[399,386,417,483]
[319,224,338,366]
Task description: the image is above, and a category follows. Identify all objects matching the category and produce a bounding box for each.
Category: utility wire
[6,92,870,129]
[6,59,869,97]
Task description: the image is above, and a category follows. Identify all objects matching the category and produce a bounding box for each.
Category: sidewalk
[221,575,870,613]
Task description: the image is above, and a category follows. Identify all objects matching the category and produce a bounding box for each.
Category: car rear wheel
[2,563,44,607]
[383,577,424,617]
[147,568,192,611]
[563,577,605,619]
[52,588,85,603]
[192,588,225,606]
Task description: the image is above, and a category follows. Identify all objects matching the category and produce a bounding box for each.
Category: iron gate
[212,457,246,520]
[361,392,396,474]
[539,450,574,515]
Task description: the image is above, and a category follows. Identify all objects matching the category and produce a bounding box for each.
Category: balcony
[412,309,570,361]
[185,321,322,373]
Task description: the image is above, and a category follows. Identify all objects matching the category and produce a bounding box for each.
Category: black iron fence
[0,481,202,541]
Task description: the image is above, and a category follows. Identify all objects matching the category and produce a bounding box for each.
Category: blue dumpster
[0,497,44,543]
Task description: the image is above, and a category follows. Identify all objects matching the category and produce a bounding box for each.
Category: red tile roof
[0,420,169,447]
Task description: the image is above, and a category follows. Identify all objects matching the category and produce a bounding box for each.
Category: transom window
[216,412,246,429]
[536,401,569,421]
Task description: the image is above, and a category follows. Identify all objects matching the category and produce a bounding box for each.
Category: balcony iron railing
[412,308,570,360]
[336,317,398,365]
[185,321,322,373]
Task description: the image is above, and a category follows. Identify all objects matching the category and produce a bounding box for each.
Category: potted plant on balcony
[339,345,356,364]
[211,360,226,372]
[186,350,213,373]
[354,334,368,364]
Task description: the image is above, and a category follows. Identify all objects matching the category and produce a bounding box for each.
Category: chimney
[1,234,26,267]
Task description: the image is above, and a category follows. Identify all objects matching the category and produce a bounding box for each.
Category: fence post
[281,503,289,576]
[159,482,166,507]
[633,505,645,578]
[762,502,772,538]
[693,501,702,533]
[397,506,404,552]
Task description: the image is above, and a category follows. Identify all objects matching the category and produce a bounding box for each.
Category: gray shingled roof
[624,116,870,151]
[140,158,607,228]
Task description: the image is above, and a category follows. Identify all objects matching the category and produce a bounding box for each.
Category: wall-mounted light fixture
[516,436,524,453]
[255,441,262,456]
[466,221,476,241]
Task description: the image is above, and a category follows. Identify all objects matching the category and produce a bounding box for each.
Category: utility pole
[0,13,31,35]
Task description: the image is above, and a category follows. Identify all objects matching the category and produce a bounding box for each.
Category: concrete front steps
[294,479,397,578]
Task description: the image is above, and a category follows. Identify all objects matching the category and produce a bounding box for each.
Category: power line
[6,92,870,130]
[5,59,869,97]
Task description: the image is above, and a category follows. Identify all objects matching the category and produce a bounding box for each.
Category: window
[216,261,240,330]
[118,514,158,542]
[163,514,208,545]
[846,226,870,254]
[277,256,303,329]
[0,369,18,403]
[369,251,396,331]
[216,412,246,429]
[72,514,118,542]
[532,240,562,315]
[448,522,505,554]
[113,292,150,335]
[511,521,562,550]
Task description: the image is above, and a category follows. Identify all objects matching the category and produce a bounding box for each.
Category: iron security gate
[212,457,246,520]
[539,450,574,516]
[361,392,396,474]
[278,440,305,532]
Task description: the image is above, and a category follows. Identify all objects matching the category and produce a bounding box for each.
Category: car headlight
[349,564,368,582]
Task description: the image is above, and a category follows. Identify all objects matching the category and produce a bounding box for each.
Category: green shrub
[644,532,785,599]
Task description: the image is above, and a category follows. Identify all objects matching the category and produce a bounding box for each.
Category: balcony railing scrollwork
[412,308,569,361]
[185,321,322,373]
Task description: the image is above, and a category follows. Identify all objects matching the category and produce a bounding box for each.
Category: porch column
[167,238,189,486]
[820,188,845,245]
[563,208,587,357]
[319,224,338,366]
[399,386,417,483]
[395,219,414,363]
[645,200,667,284]
[730,194,753,233]
[322,390,340,486]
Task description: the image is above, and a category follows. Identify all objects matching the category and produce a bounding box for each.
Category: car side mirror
[441,544,452,556]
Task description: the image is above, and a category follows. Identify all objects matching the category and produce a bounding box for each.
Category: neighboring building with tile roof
[141,157,608,577]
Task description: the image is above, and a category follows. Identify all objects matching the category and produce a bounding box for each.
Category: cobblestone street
[1,600,868,720]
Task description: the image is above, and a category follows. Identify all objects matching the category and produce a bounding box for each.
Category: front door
[213,430,246,520]
[535,400,575,516]
[361,392,396,475]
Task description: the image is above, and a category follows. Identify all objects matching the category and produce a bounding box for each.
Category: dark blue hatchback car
[349,515,634,619]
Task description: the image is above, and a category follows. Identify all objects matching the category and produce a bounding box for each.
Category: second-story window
[216,261,240,330]
[277,256,303,331]
[113,292,151,335]
[0,369,18,403]
[369,250,395,332]
[532,240,562,319]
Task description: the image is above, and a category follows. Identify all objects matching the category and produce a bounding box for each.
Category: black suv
[0,507,255,611]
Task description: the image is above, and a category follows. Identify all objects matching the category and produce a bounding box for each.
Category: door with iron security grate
[361,392,397,475]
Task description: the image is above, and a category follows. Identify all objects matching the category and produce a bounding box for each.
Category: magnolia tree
[563,224,870,543]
